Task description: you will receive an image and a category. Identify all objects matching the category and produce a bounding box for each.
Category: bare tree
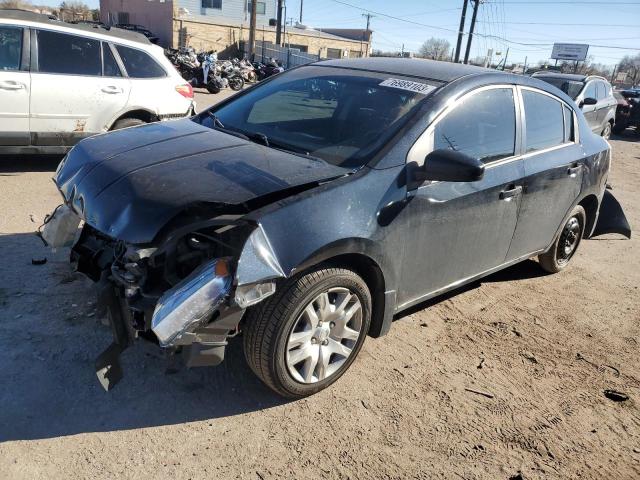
[618,53,640,85]
[418,38,451,61]
[0,0,32,8]
[59,0,91,21]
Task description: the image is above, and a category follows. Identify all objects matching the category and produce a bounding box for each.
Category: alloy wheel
[286,287,363,384]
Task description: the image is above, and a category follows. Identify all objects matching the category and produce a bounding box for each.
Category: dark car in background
[620,89,640,132]
[532,73,617,138]
[114,23,159,44]
[612,91,633,133]
[42,58,629,398]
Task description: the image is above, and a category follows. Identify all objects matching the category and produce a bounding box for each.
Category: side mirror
[580,97,597,108]
[408,149,484,188]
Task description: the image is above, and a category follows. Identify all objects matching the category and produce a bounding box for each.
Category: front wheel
[601,121,612,140]
[538,205,586,273]
[206,82,221,94]
[229,76,244,91]
[243,267,371,398]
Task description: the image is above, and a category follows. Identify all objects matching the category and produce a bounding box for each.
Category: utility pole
[502,47,509,70]
[276,0,283,45]
[523,56,528,74]
[299,0,303,23]
[454,0,468,63]
[248,0,257,60]
[362,13,374,58]
[463,0,480,65]
[401,43,404,57]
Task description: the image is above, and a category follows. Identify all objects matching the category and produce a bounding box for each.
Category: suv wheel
[111,117,146,130]
[538,205,586,273]
[243,267,371,398]
[601,122,612,140]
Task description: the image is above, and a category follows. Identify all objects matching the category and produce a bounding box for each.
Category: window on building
[247,2,266,14]
[326,48,342,59]
[522,89,564,152]
[37,30,101,76]
[433,88,516,163]
[116,12,130,24]
[115,45,166,78]
[349,50,362,58]
[288,44,308,53]
[102,43,122,77]
[202,0,222,9]
[0,26,22,71]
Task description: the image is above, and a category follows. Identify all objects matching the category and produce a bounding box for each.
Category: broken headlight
[151,258,232,346]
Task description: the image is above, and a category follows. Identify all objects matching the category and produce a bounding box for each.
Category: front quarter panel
[246,165,408,296]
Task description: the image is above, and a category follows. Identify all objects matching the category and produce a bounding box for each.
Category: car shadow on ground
[0,155,63,174]
[0,232,290,443]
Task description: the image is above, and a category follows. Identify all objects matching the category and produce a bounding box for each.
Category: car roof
[0,9,151,45]
[316,57,498,83]
[532,72,609,84]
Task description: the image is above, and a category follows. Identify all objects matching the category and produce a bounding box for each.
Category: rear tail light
[175,83,194,99]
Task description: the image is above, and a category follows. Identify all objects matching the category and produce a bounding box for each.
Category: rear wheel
[538,205,586,273]
[111,117,146,130]
[243,267,371,398]
[229,76,244,91]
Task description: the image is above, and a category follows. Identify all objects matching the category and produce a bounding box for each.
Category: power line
[477,20,638,27]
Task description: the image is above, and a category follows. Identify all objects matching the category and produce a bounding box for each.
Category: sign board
[616,71,627,83]
[551,43,589,61]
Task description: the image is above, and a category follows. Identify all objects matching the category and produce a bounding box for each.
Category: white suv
[0,10,195,154]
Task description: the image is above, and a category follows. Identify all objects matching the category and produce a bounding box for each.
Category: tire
[243,267,371,398]
[601,121,612,140]
[538,205,586,274]
[111,117,146,130]
[206,83,221,94]
[229,76,244,91]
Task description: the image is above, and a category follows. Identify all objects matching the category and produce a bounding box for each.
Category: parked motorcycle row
[165,48,284,94]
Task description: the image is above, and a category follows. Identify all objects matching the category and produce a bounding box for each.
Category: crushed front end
[43,205,283,390]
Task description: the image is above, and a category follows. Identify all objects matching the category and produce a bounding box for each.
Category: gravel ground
[0,127,638,479]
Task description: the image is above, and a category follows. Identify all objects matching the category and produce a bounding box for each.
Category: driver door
[398,86,524,307]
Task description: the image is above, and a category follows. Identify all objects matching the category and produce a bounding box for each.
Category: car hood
[54,119,349,244]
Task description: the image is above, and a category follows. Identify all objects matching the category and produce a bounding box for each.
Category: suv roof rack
[0,9,151,44]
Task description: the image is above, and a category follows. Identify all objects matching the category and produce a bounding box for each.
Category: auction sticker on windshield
[379,78,436,95]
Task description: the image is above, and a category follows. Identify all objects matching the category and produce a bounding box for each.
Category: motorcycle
[217,60,245,91]
[252,58,284,81]
[235,58,257,83]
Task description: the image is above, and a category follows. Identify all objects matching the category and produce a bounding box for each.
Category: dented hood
[54,119,348,244]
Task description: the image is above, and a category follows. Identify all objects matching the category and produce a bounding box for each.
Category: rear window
[523,90,564,152]
[0,26,22,71]
[37,30,101,76]
[115,45,165,78]
[537,76,583,100]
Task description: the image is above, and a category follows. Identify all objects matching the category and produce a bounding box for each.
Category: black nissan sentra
[43,58,631,397]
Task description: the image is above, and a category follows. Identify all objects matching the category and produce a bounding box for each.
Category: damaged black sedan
[42,58,630,398]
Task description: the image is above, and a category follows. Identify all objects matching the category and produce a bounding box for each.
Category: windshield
[194,66,438,168]
[537,77,584,100]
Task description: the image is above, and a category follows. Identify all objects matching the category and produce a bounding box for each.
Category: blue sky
[34,0,640,67]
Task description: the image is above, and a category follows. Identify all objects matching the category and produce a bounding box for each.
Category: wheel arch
[578,194,599,238]
[107,108,159,130]
[286,243,393,339]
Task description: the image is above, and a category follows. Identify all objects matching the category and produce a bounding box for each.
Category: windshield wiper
[206,112,250,141]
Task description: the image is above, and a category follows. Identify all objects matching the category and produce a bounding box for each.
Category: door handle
[500,185,522,200]
[0,81,25,90]
[101,85,123,94]
[568,164,581,177]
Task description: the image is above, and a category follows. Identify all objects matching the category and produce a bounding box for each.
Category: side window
[522,90,564,152]
[563,105,575,143]
[37,30,101,76]
[583,82,596,100]
[595,81,605,100]
[433,87,516,163]
[102,43,122,77]
[115,45,166,78]
[0,26,22,71]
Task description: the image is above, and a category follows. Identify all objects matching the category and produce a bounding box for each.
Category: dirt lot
[0,128,638,479]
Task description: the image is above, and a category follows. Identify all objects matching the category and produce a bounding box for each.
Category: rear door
[29,29,131,146]
[507,87,583,260]
[580,81,599,133]
[0,25,30,146]
[399,85,524,306]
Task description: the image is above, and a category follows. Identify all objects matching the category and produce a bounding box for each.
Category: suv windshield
[537,76,584,100]
[195,66,437,168]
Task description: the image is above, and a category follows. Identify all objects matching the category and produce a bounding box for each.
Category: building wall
[177,0,277,25]
[173,17,370,59]
[99,0,174,47]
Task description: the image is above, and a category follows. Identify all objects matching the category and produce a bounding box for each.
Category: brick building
[99,0,371,59]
